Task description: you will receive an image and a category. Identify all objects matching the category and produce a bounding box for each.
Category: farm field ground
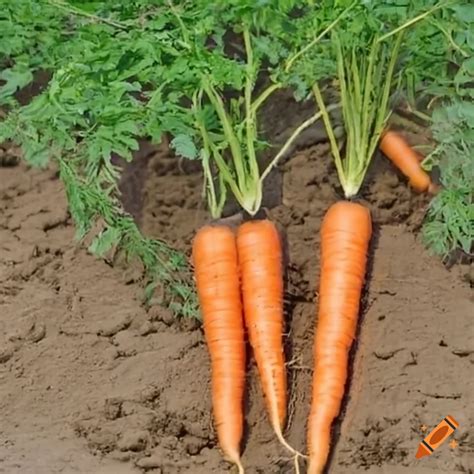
[0,125,472,473]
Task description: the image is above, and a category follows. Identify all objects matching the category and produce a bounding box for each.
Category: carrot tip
[234,460,244,474]
[224,451,244,474]
[273,422,306,458]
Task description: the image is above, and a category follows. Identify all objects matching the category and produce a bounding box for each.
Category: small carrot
[237,220,300,461]
[307,201,372,474]
[379,130,436,193]
[192,225,246,474]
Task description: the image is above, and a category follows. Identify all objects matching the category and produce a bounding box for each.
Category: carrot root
[308,201,372,474]
[234,459,245,474]
[192,225,246,473]
[380,130,433,193]
[237,220,305,468]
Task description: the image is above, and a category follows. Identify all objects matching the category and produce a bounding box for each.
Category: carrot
[307,201,372,474]
[379,130,436,193]
[237,220,300,460]
[192,225,246,474]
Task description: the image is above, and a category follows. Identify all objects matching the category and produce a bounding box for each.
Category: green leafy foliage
[422,100,474,257]
[405,1,474,259]
[401,1,474,101]
[170,134,198,160]
[0,67,33,103]
[0,0,200,317]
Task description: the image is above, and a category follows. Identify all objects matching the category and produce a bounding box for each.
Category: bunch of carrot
[190,7,440,472]
[191,134,435,474]
[188,10,361,473]
[192,219,299,473]
[192,203,377,474]
[191,90,437,474]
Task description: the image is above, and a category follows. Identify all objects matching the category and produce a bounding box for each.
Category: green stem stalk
[260,103,340,184]
[46,0,127,29]
[202,82,247,192]
[167,0,191,47]
[377,2,449,42]
[192,91,218,218]
[193,91,238,218]
[251,83,283,114]
[368,33,404,161]
[313,31,405,198]
[243,26,262,212]
[312,83,346,190]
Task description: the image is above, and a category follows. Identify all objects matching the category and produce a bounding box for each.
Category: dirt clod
[117,429,149,452]
[97,310,134,337]
[136,455,162,470]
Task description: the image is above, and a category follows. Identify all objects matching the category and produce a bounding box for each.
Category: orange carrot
[307,201,372,474]
[192,225,245,474]
[236,220,297,456]
[379,130,436,193]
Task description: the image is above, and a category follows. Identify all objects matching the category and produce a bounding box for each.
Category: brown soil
[1,132,473,473]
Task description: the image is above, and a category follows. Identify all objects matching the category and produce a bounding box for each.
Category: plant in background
[417,2,474,260]
[0,0,203,317]
[423,100,474,258]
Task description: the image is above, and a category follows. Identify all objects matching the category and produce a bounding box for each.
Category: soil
[1,117,473,473]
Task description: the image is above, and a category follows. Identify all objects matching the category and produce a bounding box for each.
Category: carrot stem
[377,1,450,42]
[46,0,127,29]
[192,90,234,218]
[312,83,345,189]
[251,83,283,114]
[203,82,247,192]
[313,30,403,198]
[243,26,262,212]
